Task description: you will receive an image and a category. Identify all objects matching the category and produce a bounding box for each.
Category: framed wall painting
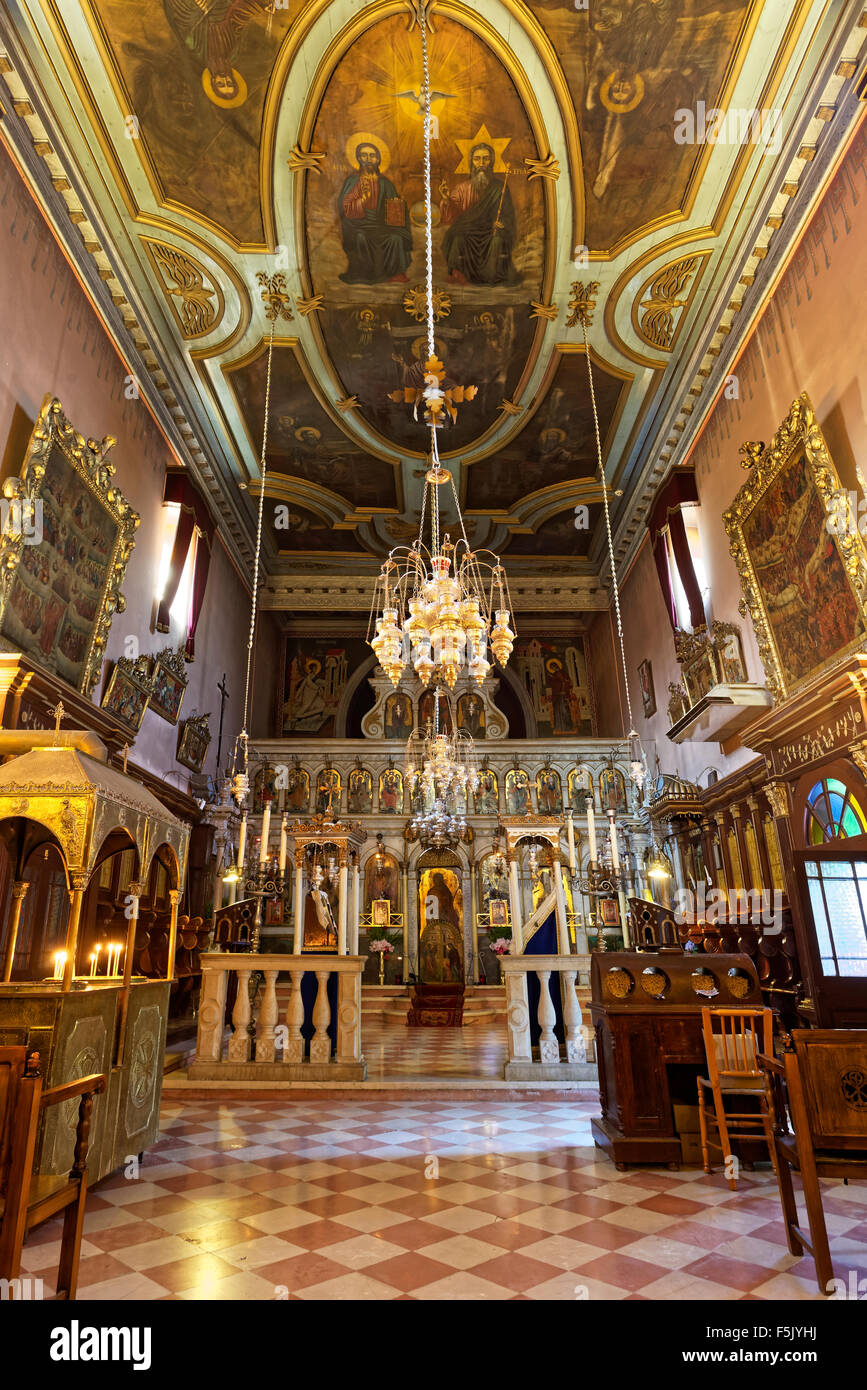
[0,396,139,695]
[490,898,509,927]
[711,621,747,684]
[149,646,188,724]
[371,899,391,928]
[638,658,656,717]
[724,392,867,702]
[101,655,153,732]
[176,713,211,773]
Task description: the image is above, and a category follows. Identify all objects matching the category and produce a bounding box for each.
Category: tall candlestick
[566,809,576,872]
[586,795,597,864]
[237,812,247,871]
[609,812,620,871]
[278,817,288,873]
[260,802,271,864]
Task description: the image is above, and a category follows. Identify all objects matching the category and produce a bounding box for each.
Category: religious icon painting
[347,767,373,814]
[419,868,463,984]
[384,691,413,740]
[505,768,532,816]
[285,765,310,814]
[724,392,867,701]
[535,767,563,814]
[378,767,404,814]
[149,647,188,724]
[315,767,341,817]
[176,714,211,774]
[101,656,153,732]
[599,768,627,814]
[371,898,391,928]
[600,897,620,927]
[473,768,498,815]
[638,658,656,717]
[457,692,486,738]
[490,898,509,928]
[418,688,452,734]
[253,765,277,814]
[568,766,594,812]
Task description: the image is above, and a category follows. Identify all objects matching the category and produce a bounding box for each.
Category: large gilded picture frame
[0,395,139,695]
[723,392,867,702]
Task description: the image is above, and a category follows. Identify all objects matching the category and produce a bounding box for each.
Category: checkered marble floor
[363,1020,508,1079]
[19,1096,867,1300]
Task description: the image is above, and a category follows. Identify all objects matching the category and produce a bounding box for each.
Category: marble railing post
[196,964,228,1064]
[310,971,331,1064]
[508,854,522,954]
[350,860,360,955]
[561,969,585,1063]
[536,970,558,1062]
[336,969,362,1063]
[256,969,280,1062]
[338,857,349,956]
[285,968,305,1062]
[227,964,252,1062]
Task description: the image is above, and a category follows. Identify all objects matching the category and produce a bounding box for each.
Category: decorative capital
[296,295,324,317]
[127,880,145,898]
[287,144,327,174]
[566,281,600,329]
[765,781,790,819]
[70,874,89,892]
[256,271,294,322]
[524,153,560,181]
[11,881,30,900]
[849,739,867,782]
[169,889,181,906]
[529,300,557,321]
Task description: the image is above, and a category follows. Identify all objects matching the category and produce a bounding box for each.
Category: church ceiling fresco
[4,0,847,608]
[526,0,754,253]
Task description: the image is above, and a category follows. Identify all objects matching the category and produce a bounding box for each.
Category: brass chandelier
[406,687,479,847]
[368,18,515,692]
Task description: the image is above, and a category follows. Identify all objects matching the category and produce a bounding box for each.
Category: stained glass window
[805,778,867,845]
[805,859,867,977]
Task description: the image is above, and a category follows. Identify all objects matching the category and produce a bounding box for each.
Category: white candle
[53,950,66,981]
[260,802,271,864]
[586,796,597,863]
[609,812,620,872]
[91,944,101,978]
[566,810,576,872]
[238,812,247,871]
[278,817,288,872]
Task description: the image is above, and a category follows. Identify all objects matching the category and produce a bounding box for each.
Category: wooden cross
[51,701,65,736]
[216,673,230,776]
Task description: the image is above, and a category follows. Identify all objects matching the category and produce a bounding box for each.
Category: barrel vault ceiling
[0,0,864,618]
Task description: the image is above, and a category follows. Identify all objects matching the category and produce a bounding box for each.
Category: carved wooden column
[747,793,772,891]
[62,876,88,991]
[508,851,522,953]
[764,778,816,1013]
[2,881,29,981]
[717,812,736,890]
[730,803,750,894]
[337,848,349,956]
[116,880,143,1065]
[293,849,304,953]
[166,888,181,980]
[700,817,720,888]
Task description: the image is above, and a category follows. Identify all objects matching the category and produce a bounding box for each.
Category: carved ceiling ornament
[566,281,600,329]
[142,238,224,341]
[633,253,708,352]
[724,393,867,704]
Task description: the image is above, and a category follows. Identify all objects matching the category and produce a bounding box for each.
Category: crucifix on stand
[215,673,230,778]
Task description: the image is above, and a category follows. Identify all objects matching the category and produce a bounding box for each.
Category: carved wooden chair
[758,1029,867,1295]
[697,1007,777,1190]
[0,1045,107,1299]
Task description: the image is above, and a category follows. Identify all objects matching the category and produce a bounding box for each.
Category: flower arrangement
[368,938,394,955]
[491,938,510,956]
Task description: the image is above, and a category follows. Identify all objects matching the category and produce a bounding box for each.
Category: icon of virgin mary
[420,871,463,983]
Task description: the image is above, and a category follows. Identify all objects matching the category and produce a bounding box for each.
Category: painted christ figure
[338,143,412,284]
[163,0,269,105]
[439,143,518,286]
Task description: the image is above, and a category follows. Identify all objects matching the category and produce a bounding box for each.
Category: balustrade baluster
[504,968,531,1062]
[310,970,331,1064]
[256,969,280,1062]
[336,969,361,1063]
[196,965,228,1064]
[536,969,559,1063]
[284,969,305,1063]
[561,969,585,1063]
[227,967,252,1062]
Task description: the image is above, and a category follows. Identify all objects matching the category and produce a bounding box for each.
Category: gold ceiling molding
[141,238,224,341]
[296,295,325,317]
[256,271,294,322]
[284,0,564,466]
[631,251,711,354]
[287,144,327,174]
[602,229,716,370]
[250,475,386,530]
[529,301,557,321]
[565,281,600,329]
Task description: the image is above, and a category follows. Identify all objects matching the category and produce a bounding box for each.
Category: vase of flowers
[490,934,510,985]
[369,936,395,985]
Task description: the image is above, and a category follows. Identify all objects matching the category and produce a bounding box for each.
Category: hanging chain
[420,16,441,560]
[581,316,637,739]
[240,319,276,752]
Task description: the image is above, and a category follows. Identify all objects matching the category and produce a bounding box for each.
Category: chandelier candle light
[368,17,515,693]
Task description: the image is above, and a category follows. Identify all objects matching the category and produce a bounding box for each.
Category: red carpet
[407,982,465,1026]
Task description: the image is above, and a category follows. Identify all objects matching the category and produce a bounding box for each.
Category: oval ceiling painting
[303,13,548,456]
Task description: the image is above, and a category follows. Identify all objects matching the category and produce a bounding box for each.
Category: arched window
[805,777,867,845]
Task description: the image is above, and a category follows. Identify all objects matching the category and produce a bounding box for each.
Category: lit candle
[237,812,247,871]
[586,795,597,864]
[260,801,271,865]
[278,817,288,873]
[566,809,576,873]
[53,950,66,981]
[89,946,100,978]
[609,812,620,872]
